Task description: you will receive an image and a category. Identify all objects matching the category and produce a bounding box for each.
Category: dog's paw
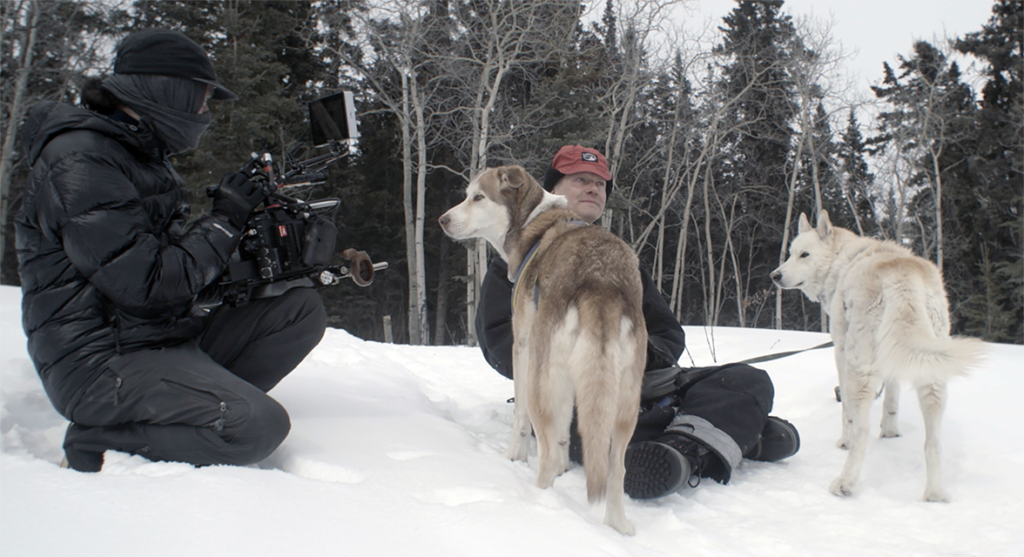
[534,471,556,490]
[604,514,635,536]
[829,477,856,497]
[923,486,950,503]
[505,439,529,462]
[879,417,900,438]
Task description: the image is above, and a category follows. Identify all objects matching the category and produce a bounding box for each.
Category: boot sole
[623,441,689,499]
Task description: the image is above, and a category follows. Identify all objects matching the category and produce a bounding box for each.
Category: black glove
[212,171,263,230]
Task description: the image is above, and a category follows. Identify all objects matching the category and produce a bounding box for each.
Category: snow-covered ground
[1,284,1021,556]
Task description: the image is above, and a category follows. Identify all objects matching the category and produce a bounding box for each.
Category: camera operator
[15,29,326,472]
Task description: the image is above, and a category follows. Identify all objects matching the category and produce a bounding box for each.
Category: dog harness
[510,220,588,313]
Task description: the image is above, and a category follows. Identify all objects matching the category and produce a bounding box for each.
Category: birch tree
[871,40,975,273]
[593,0,686,231]
[710,0,799,329]
[430,0,579,344]
[314,1,437,344]
[0,0,40,274]
[773,14,848,330]
[1,0,122,281]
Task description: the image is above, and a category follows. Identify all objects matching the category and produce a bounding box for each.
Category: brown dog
[439,166,646,535]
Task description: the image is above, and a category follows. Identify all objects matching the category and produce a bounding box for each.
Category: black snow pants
[62,288,327,471]
[570,363,774,483]
[632,364,774,448]
[632,363,775,482]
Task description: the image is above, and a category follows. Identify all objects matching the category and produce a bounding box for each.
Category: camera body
[212,92,385,306]
[218,196,342,306]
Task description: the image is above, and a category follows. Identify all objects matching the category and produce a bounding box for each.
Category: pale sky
[682,0,996,89]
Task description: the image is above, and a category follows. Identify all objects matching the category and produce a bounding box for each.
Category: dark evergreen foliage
[2,0,1020,344]
[1,0,129,284]
[836,110,877,237]
[953,0,1023,342]
[707,0,802,329]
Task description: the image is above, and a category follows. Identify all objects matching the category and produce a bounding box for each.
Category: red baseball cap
[550,145,611,181]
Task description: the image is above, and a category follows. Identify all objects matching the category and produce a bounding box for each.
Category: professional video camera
[209,91,387,306]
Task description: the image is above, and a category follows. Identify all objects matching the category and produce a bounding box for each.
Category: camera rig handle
[319,250,389,287]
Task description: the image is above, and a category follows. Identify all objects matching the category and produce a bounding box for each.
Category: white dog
[772,210,983,501]
[439,166,646,535]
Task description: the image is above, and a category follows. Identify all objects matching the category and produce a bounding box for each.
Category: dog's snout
[438,213,450,227]
[770,270,781,283]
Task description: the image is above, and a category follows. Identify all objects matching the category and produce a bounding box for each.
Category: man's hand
[212,171,263,230]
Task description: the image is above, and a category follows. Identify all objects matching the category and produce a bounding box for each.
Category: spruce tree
[804,103,845,229]
[711,0,800,328]
[125,1,324,204]
[953,0,1023,342]
[836,110,877,237]
[870,37,1020,340]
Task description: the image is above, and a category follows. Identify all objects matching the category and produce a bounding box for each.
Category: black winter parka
[474,257,687,382]
[15,101,241,418]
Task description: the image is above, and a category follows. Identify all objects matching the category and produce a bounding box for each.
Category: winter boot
[744,416,800,462]
[62,423,105,472]
[623,434,710,499]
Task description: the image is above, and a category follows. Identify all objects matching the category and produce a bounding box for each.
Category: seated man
[474,145,799,498]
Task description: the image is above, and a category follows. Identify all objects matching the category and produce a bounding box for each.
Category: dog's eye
[472,194,485,202]
[800,252,810,258]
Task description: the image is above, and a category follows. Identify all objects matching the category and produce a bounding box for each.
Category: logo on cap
[582,152,598,162]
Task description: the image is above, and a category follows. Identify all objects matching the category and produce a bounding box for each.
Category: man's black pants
[620,363,774,449]
[63,288,327,471]
[572,363,774,481]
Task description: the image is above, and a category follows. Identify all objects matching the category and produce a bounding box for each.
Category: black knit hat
[114,29,237,101]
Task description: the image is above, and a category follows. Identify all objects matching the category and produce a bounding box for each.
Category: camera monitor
[309,91,359,147]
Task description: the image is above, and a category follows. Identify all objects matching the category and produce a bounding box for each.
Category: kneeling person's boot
[62,423,105,472]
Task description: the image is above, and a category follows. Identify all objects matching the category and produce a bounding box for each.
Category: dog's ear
[798,213,812,234]
[816,210,833,239]
[498,165,530,190]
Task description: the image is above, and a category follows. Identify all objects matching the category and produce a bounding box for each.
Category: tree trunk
[775,121,805,330]
[461,19,521,346]
[399,71,421,345]
[0,0,40,277]
[930,148,944,273]
[670,118,724,317]
[412,73,430,345]
[723,195,745,327]
[702,168,718,327]
[651,100,685,294]
[433,234,451,345]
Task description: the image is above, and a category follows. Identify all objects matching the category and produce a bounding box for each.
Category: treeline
[2,0,1021,344]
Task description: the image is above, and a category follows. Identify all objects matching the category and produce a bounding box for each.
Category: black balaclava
[102,74,211,155]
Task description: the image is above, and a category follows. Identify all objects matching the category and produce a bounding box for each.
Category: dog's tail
[571,307,644,504]
[571,330,614,503]
[876,297,985,385]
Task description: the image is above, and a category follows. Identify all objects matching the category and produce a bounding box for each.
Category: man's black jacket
[16,101,241,418]
[474,257,686,382]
